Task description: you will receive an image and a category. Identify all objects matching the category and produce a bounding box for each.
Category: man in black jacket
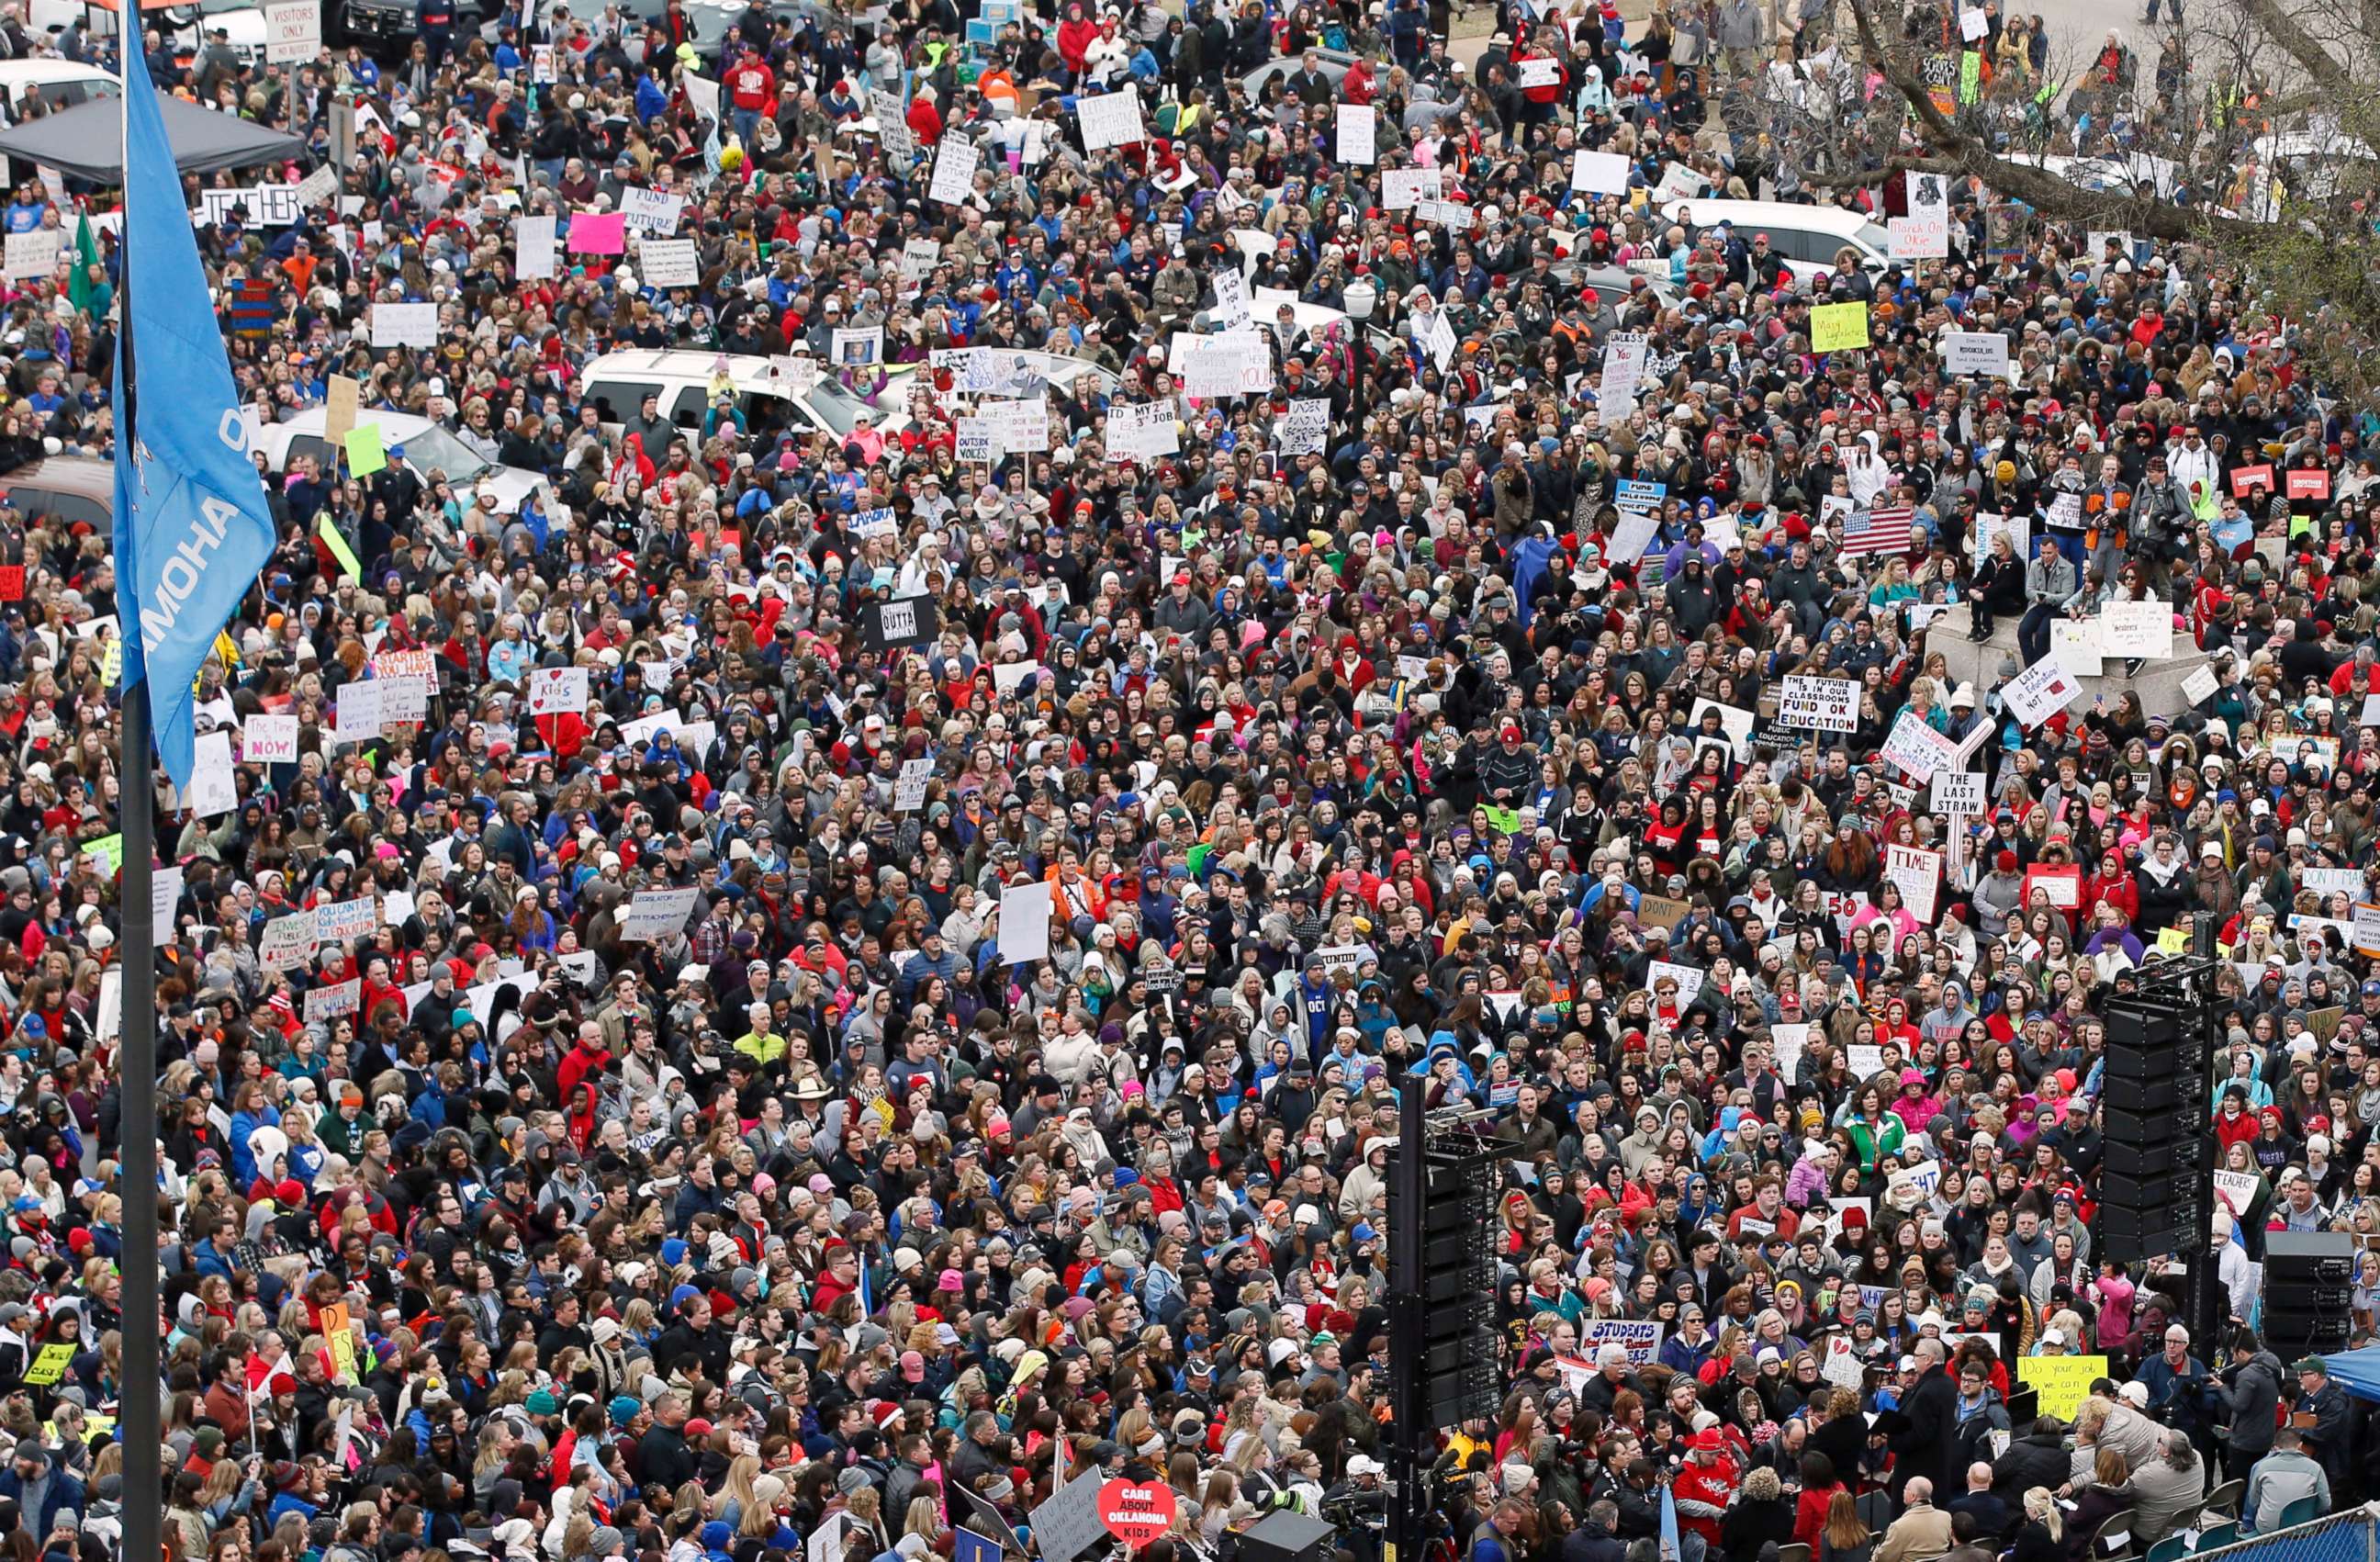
[634,1393,700,1489]
[1889,1339,1962,1505]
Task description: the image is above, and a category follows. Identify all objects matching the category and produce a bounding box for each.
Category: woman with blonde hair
[1816,1488,1873,1562]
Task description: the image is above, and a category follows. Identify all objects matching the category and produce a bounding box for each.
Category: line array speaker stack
[1390,1144,1500,1425]
[2096,999,2207,1264]
[2262,1230,2354,1359]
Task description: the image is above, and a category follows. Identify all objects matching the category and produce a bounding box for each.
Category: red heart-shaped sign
[1095,1478,1180,1549]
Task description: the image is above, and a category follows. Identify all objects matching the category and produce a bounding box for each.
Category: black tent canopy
[0,93,304,183]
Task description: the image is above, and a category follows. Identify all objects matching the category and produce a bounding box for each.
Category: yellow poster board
[21,1343,73,1387]
[2017,1354,2106,1421]
[1812,302,1871,352]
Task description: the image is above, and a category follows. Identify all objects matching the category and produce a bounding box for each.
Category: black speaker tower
[1385,1089,1506,1562]
[2095,913,2223,1353]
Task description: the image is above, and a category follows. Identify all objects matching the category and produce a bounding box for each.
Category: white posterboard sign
[1106,401,1179,460]
[1278,399,1330,456]
[1930,771,1986,816]
[242,719,302,766]
[527,666,589,716]
[304,978,362,1024]
[1775,674,1860,733]
[639,239,700,287]
[621,185,688,234]
[928,138,979,205]
[2,230,57,284]
[2004,656,2086,727]
[1334,103,1375,164]
[1571,150,1631,195]
[1646,960,1703,1007]
[997,880,1054,965]
[369,302,436,349]
[185,729,240,818]
[1884,843,1943,922]
[1889,215,1947,261]
[2302,867,2363,900]
[2355,903,2380,958]
[1028,1473,1108,1562]
[1077,91,1147,152]
[893,758,933,813]
[1943,331,2010,377]
[2181,664,2219,705]
[1769,1022,1809,1081]
[264,0,320,62]
[258,912,317,972]
[1887,1159,1943,1208]
[1687,698,1757,759]
[152,863,184,943]
[1880,710,1959,782]
[620,888,700,942]
[2099,601,2172,659]
[1380,169,1439,210]
[1516,56,1558,87]
[2050,616,2103,674]
[515,213,557,279]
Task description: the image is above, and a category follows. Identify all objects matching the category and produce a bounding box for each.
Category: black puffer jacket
[1991,1424,2071,1505]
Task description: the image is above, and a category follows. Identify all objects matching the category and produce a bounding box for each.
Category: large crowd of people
[0,0,2371,1561]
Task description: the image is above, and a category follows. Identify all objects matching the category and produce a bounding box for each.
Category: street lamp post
[1343,275,1376,445]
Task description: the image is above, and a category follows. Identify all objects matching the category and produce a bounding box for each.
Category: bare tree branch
[1835,0,2269,242]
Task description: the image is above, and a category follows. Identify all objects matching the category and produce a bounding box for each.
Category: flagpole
[116,23,163,1562]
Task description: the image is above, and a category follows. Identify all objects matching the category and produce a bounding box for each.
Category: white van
[579,349,916,448]
[1661,198,1893,285]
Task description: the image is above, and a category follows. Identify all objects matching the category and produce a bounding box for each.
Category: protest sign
[2,230,57,284]
[1571,150,1631,194]
[998,881,1054,964]
[259,912,316,972]
[242,714,300,764]
[185,730,239,817]
[894,758,933,813]
[1880,710,1958,782]
[621,888,700,941]
[1107,401,1179,460]
[1884,844,1943,921]
[304,979,361,1023]
[1775,674,1859,732]
[860,596,938,653]
[1278,399,1331,456]
[1078,91,1146,152]
[515,213,557,279]
[1334,103,1375,163]
[528,667,589,716]
[928,139,979,205]
[1930,771,1986,816]
[2025,865,2082,909]
[2018,1356,2106,1421]
[1811,302,1869,352]
[2050,616,2102,674]
[619,184,689,236]
[639,239,700,287]
[2181,664,2220,705]
[1646,960,1703,1006]
[1943,331,2010,377]
[2004,657,2084,727]
[369,302,436,348]
[2099,601,2172,659]
[1380,169,1439,209]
